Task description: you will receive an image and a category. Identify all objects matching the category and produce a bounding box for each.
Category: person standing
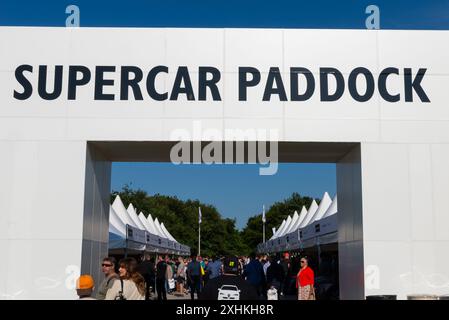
[176,256,186,296]
[166,256,174,294]
[296,256,315,300]
[105,258,145,300]
[242,254,265,299]
[266,255,284,294]
[262,255,270,277]
[96,257,120,300]
[136,254,155,300]
[206,256,222,280]
[187,254,202,300]
[156,255,167,301]
[280,253,290,295]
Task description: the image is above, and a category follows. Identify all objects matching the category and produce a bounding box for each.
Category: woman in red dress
[296,256,315,300]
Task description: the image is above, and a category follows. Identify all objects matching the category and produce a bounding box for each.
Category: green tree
[240,193,317,253]
[111,186,250,257]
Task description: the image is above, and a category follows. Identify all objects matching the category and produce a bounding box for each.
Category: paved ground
[149,291,296,300]
[149,291,197,300]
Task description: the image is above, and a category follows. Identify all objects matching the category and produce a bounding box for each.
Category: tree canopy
[240,192,316,251]
[111,185,249,257]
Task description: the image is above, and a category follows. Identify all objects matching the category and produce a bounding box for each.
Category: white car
[218,285,241,300]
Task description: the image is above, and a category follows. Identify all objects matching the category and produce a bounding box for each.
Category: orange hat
[76,275,94,290]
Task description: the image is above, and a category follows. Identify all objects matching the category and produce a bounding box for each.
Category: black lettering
[95,66,115,100]
[14,64,33,100]
[239,67,260,101]
[146,65,168,101]
[68,65,91,100]
[290,67,315,101]
[198,66,221,101]
[320,67,344,101]
[348,67,375,102]
[404,68,430,102]
[120,66,143,100]
[170,66,195,101]
[38,65,63,100]
[378,67,400,102]
[263,67,287,101]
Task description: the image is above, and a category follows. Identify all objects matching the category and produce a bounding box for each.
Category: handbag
[115,279,127,300]
[168,278,175,290]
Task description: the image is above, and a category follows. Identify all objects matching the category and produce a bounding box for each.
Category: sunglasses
[102,264,113,267]
[300,261,306,263]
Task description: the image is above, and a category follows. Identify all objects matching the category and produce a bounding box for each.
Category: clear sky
[112,163,336,229]
[2,0,447,228]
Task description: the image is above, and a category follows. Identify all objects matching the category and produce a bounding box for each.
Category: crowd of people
[75,252,317,300]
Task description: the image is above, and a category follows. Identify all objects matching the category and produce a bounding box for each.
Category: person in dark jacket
[187,254,202,300]
[136,254,155,300]
[156,255,167,300]
[242,254,265,299]
[266,256,284,293]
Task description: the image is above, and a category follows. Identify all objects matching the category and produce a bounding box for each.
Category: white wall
[361,143,449,299]
[1,27,449,299]
[81,145,111,295]
[337,145,364,299]
[0,141,87,299]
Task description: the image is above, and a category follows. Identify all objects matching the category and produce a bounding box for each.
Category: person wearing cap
[76,275,96,300]
[200,256,259,300]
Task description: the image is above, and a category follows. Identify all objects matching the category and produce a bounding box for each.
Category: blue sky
[112,163,336,229]
[2,0,447,228]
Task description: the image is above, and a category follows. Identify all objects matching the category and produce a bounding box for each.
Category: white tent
[322,195,338,219]
[109,206,126,237]
[138,212,155,234]
[285,206,308,234]
[273,215,292,239]
[298,200,319,228]
[127,203,147,230]
[278,215,293,237]
[154,218,167,238]
[284,210,299,235]
[161,223,178,242]
[308,192,333,224]
[258,192,339,254]
[146,214,160,236]
[270,219,286,240]
[112,195,138,228]
[108,197,190,255]
[290,206,308,232]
